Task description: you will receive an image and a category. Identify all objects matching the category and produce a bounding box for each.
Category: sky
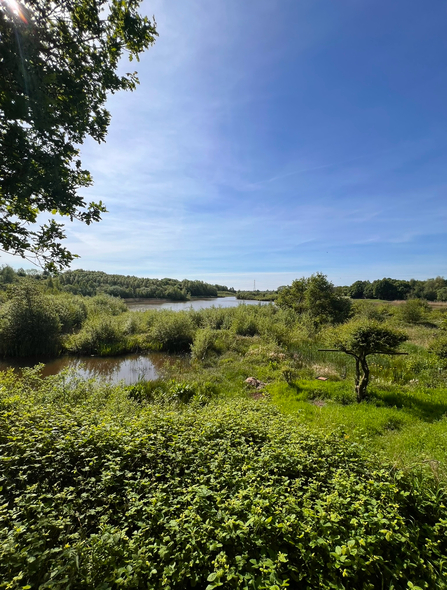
[5,0,447,289]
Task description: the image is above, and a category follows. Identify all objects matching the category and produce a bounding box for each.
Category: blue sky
[6,0,447,289]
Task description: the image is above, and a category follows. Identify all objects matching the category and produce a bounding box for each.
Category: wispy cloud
[2,0,447,289]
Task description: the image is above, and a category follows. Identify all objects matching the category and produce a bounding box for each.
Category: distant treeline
[236,291,277,301]
[0,267,234,300]
[344,277,447,301]
[234,277,447,303]
[1,265,446,302]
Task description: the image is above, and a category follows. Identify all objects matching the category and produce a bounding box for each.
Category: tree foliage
[0,0,157,270]
[347,277,447,302]
[325,320,408,401]
[276,273,351,325]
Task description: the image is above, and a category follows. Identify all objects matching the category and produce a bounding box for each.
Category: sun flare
[2,0,28,23]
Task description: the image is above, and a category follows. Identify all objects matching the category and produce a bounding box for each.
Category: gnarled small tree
[323,320,408,402]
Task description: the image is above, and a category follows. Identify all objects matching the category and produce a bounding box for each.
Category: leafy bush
[86,294,128,316]
[50,294,88,333]
[399,299,430,324]
[0,397,446,589]
[352,300,389,322]
[191,327,222,361]
[64,315,125,356]
[150,310,195,352]
[230,306,260,337]
[0,284,61,357]
[429,335,447,360]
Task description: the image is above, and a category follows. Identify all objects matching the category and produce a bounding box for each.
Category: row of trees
[0,266,231,300]
[346,277,447,301]
[58,270,226,299]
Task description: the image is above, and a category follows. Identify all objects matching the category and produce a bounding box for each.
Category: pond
[0,352,185,385]
[0,297,270,384]
[125,296,271,312]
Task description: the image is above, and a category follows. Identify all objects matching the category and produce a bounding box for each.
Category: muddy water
[126,296,271,312]
[0,352,184,385]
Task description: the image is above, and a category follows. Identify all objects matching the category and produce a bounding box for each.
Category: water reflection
[0,298,269,384]
[126,296,270,312]
[0,352,182,385]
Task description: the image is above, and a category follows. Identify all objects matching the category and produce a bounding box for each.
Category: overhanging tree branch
[0,0,157,270]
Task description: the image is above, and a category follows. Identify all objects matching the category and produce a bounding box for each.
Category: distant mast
[254,280,256,291]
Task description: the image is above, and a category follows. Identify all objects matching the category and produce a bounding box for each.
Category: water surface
[0,352,182,385]
[126,296,270,312]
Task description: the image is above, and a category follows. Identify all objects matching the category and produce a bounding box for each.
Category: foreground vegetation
[1,273,447,587]
[1,369,446,589]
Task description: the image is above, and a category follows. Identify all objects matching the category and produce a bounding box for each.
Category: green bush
[230,306,260,336]
[64,314,125,356]
[399,299,430,324]
[87,294,128,316]
[0,397,446,589]
[50,294,88,333]
[0,284,61,357]
[352,300,389,322]
[191,327,220,360]
[429,335,447,360]
[150,310,195,352]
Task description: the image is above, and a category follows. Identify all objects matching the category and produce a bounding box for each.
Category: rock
[245,377,265,389]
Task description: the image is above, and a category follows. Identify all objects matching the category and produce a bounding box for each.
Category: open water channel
[0,297,270,384]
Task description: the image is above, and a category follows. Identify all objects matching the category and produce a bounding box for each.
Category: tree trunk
[354,357,360,392]
[355,355,370,402]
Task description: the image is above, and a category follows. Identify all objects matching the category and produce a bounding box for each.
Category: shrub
[399,299,430,324]
[191,327,221,361]
[150,310,195,352]
[429,335,447,360]
[352,300,388,322]
[230,306,260,336]
[0,398,446,589]
[64,315,124,355]
[87,293,128,316]
[50,294,88,333]
[0,284,61,357]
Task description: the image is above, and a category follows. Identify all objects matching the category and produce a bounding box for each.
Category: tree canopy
[0,0,157,270]
[276,273,352,325]
[324,320,408,401]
